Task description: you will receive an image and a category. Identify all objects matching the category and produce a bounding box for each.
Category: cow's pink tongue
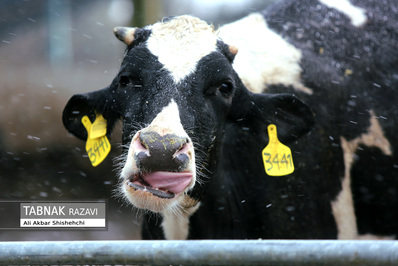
[141,171,193,194]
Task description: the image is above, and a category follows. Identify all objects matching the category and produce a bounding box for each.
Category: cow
[217,0,398,239]
[63,0,398,240]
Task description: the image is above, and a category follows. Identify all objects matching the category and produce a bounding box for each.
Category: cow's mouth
[126,171,193,199]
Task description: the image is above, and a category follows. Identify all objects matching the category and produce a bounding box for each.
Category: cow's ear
[62,87,119,141]
[230,90,314,143]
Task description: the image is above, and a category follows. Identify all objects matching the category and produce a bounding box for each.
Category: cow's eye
[218,82,233,97]
[119,75,131,87]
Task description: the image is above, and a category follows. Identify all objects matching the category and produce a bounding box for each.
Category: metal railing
[1,240,398,265]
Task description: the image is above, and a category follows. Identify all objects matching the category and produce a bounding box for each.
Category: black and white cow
[218,0,398,239]
[63,0,398,240]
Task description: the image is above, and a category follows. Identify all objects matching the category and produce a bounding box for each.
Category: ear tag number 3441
[262,124,294,176]
[81,114,111,167]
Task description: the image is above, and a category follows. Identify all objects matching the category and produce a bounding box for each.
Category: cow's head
[63,15,314,214]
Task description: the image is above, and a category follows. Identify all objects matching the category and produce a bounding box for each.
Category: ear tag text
[81,114,111,167]
[262,124,294,176]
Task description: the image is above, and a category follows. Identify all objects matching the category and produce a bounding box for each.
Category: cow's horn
[113,27,137,45]
[229,45,238,56]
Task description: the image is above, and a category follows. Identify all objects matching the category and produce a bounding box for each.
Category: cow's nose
[134,130,190,172]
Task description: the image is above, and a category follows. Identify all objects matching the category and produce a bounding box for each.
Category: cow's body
[218,0,398,239]
[277,0,398,239]
[63,0,398,240]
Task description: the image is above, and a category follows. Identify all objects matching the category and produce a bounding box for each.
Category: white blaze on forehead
[319,0,367,27]
[146,15,218,83]
[148,99,186,136]
[219,13,312,95]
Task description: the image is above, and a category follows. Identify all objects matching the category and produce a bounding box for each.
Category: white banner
[20,219,106,227]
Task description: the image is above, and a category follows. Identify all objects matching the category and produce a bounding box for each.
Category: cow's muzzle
[120,100,196,212]
[124,130,193,199]
[135,130,190,172]
[120,130,196,212]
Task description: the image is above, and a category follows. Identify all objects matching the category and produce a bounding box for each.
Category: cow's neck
[161,202,201,240]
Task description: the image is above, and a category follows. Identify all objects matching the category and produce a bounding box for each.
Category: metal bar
[0,240,398,265]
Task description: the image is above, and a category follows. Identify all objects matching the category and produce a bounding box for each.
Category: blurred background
[0,0,274,241]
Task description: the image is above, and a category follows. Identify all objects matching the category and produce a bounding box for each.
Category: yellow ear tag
[89,114,107,139]
[262,124,294,176]
[81,114,111,167]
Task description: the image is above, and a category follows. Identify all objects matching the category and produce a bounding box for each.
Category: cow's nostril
[133,132,150,154]
[175,140,190,157]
